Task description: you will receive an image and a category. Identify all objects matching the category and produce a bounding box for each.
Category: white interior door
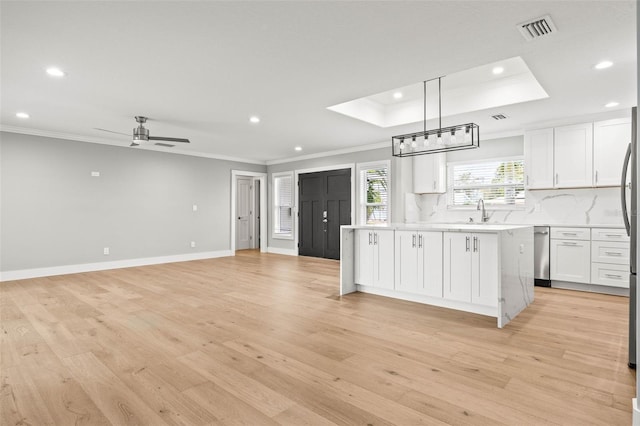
[236,177,252,250]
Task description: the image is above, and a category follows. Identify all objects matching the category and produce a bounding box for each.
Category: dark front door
[298,169,351,260]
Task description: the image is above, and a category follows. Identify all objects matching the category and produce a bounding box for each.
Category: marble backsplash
[406,187,625,226]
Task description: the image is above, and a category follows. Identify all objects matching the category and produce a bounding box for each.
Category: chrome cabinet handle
[605,273,623,279]
[534,230,549,235]
[561,242,578,246]
[374,233,378,245]
[418,234,423,249]
[605,251,623,256]
[412,234,416,248]
[562,232,577,236]
[465,236,470,252]
[605,234,622,238]
[595,170,598,184]
[368,232,372,245]
[555,173,559,185]
[526,175,529,186]
[473,236,478,252]
[433,181,436,191]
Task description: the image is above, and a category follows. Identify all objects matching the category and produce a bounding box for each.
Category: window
[273,172,293,239]
[448,157,525,208]
[358,161,390,225]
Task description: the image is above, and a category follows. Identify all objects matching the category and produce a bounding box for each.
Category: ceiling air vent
[492,114,508,120]
[517,15,557,41]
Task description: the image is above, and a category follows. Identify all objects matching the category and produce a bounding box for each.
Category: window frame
[357,160,391,225]
[446,156,525,210]
[272,171,294,240]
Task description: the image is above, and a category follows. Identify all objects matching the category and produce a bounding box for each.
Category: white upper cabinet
[524,128,554,189]
[593,118,632,187]
[413,153,446,194]
[553,122,593,189]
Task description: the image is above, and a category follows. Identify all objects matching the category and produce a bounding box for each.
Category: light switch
[192,204,198,212]
[103,247,110,255]
[91,171,100,177]
[190,241,196,248]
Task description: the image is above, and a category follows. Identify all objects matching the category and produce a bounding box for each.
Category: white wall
[0,132,266,276]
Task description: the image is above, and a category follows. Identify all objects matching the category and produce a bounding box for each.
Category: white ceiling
[1,1,636,164]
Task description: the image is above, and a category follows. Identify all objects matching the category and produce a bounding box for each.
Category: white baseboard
[633,398,640,426]
[0,250,233,282]
[267,247,298,256]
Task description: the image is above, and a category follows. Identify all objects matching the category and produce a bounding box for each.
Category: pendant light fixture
[391,76,479,157]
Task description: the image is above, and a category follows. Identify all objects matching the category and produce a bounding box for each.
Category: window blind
[361,167,389,224]
[274,174,293,235]
[448,158,525,207]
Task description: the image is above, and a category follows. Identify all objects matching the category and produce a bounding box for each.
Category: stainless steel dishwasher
[534,226,550,287]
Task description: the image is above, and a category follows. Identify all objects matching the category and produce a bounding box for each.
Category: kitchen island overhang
[340,223,535,328]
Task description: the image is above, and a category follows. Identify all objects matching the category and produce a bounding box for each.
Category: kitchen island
[340,223,534,328]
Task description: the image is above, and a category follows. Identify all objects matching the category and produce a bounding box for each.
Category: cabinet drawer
[551,227,590,241]
[591,228,630,242]
[591,241,629,265]
[591,263,629,288]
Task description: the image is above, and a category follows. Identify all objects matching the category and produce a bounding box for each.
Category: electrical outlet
[103,247,110,255]
[190,241,196,248]
[91,171,100,177]
[192,204,198,212]
[534,203,541,212]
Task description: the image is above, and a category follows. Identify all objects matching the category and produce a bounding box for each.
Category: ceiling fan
[95,116,190,148]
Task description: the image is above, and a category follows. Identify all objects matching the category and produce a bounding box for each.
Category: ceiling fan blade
[149,136,190,143]
[94,128,130,136]
[154,142,175,148]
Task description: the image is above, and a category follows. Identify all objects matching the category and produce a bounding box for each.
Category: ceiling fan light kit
[392,77,480,157]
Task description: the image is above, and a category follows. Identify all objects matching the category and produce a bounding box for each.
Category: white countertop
[343,223,533,232]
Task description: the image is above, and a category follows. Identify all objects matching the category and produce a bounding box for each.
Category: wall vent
[491,114,508,120]
[517,15,557,41]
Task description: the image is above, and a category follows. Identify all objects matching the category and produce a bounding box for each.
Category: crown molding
[0,125,266,165]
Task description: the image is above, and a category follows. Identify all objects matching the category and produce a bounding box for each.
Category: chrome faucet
[477,199,489,222]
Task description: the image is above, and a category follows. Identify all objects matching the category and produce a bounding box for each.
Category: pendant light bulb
[450,130,456,144]
[437,132,442,145]
[411,135,417,149]
[423,134,429,147]
[399,138,405,150]
[465,125,471,141]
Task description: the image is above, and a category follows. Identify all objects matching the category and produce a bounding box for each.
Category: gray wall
[0,132,265,271]
[266,146,413,251]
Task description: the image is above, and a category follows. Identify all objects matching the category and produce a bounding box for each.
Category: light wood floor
[1,250,635,425]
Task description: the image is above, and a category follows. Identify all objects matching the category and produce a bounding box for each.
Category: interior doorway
[230,170,267,253]
[298,168,351,260]
[235,176,253,250]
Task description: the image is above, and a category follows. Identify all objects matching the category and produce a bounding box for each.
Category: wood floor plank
[1,250,635,425]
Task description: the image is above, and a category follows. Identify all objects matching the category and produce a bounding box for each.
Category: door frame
[294,163,355,256]
[231,170,267,253]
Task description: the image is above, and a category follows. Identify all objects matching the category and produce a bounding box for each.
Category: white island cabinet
[341,224,534,328]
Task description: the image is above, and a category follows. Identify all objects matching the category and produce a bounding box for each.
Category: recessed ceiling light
[492,66,504,75]
[294,146,302,151]
[249,116,260,124]
[605,101,619,108]
[16,112,30,119]
[46,67,66,77]
[594,61,613,70]
[393,92,403,99]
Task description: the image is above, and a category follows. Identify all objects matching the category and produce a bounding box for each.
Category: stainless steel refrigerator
[622,106,637,368]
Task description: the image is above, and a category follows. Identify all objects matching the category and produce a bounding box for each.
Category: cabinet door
[355,230,373,286]
[593,118,632,187]
[395,231,420,293]
[554,123,593,188]
[413,153,446,194]
[550,239,591,283]
[443,232,472,302]
[524,128,554,189]
[471,233,498,307]
[373,230,395,289]
[420,232,443,298]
